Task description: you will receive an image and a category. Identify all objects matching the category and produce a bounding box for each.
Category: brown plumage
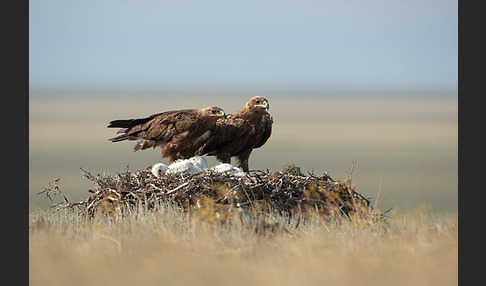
[108,106,226,162]
[196,96,273,172]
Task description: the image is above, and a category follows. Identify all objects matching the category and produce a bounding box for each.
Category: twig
[166,182,189,195]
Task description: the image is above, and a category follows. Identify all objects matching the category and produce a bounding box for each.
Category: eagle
[107,106,226,162]
[195,96,273,172]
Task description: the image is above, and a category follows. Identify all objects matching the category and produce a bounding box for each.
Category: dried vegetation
[30,165,456,286]
[39,164,386,227]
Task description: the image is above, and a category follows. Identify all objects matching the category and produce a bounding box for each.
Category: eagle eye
[256,100,261,104]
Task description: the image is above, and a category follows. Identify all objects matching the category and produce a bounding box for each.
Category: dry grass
[29,95,457,285]
[30,203,457,286]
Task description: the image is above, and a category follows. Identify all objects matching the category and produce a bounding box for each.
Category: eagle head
[201,106,226,118]
[246,96,269,111]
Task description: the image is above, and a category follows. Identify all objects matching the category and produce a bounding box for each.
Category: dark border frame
[5,0,29,285]
[13,1,467,285]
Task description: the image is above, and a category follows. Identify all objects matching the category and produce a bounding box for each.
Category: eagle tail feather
[108,134,131,142]
[108,119,134,129]
[116,128,129,134]
[108,117,153,129]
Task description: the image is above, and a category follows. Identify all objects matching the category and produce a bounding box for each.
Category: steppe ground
[29,92,457,286]
[30,205,457,286]
[29,93,457,211]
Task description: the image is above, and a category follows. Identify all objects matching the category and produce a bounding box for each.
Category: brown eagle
[107,106,226,162]
[196,96,273,172]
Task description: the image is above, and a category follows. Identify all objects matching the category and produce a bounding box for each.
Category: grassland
[29,204,457,286]
[29,93,457,285]
[29,94,458,211]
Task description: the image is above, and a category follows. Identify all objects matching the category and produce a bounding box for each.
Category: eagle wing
[108,109,199,143]
[253,112,273,148]
[196,115,251,156]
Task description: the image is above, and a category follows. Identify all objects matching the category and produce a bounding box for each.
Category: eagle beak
[255,102,269,110]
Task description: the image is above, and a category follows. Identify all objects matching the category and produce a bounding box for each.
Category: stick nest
[42,165,383,222]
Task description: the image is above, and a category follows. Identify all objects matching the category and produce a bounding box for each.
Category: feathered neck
[237,107,267,123]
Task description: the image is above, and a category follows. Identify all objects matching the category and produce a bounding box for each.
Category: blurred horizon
[29,1,457,212]
[30,93,457,213]
[30,88,458,101]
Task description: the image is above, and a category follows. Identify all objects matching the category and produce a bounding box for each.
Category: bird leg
[167,154,177,163]
[236,150,252,172]
[216,153,231,164]
[162,147,178,163]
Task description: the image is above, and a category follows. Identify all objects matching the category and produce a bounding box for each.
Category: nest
[41,164,383,224]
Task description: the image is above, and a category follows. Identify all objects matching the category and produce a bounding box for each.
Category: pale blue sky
[29,0,457,92]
